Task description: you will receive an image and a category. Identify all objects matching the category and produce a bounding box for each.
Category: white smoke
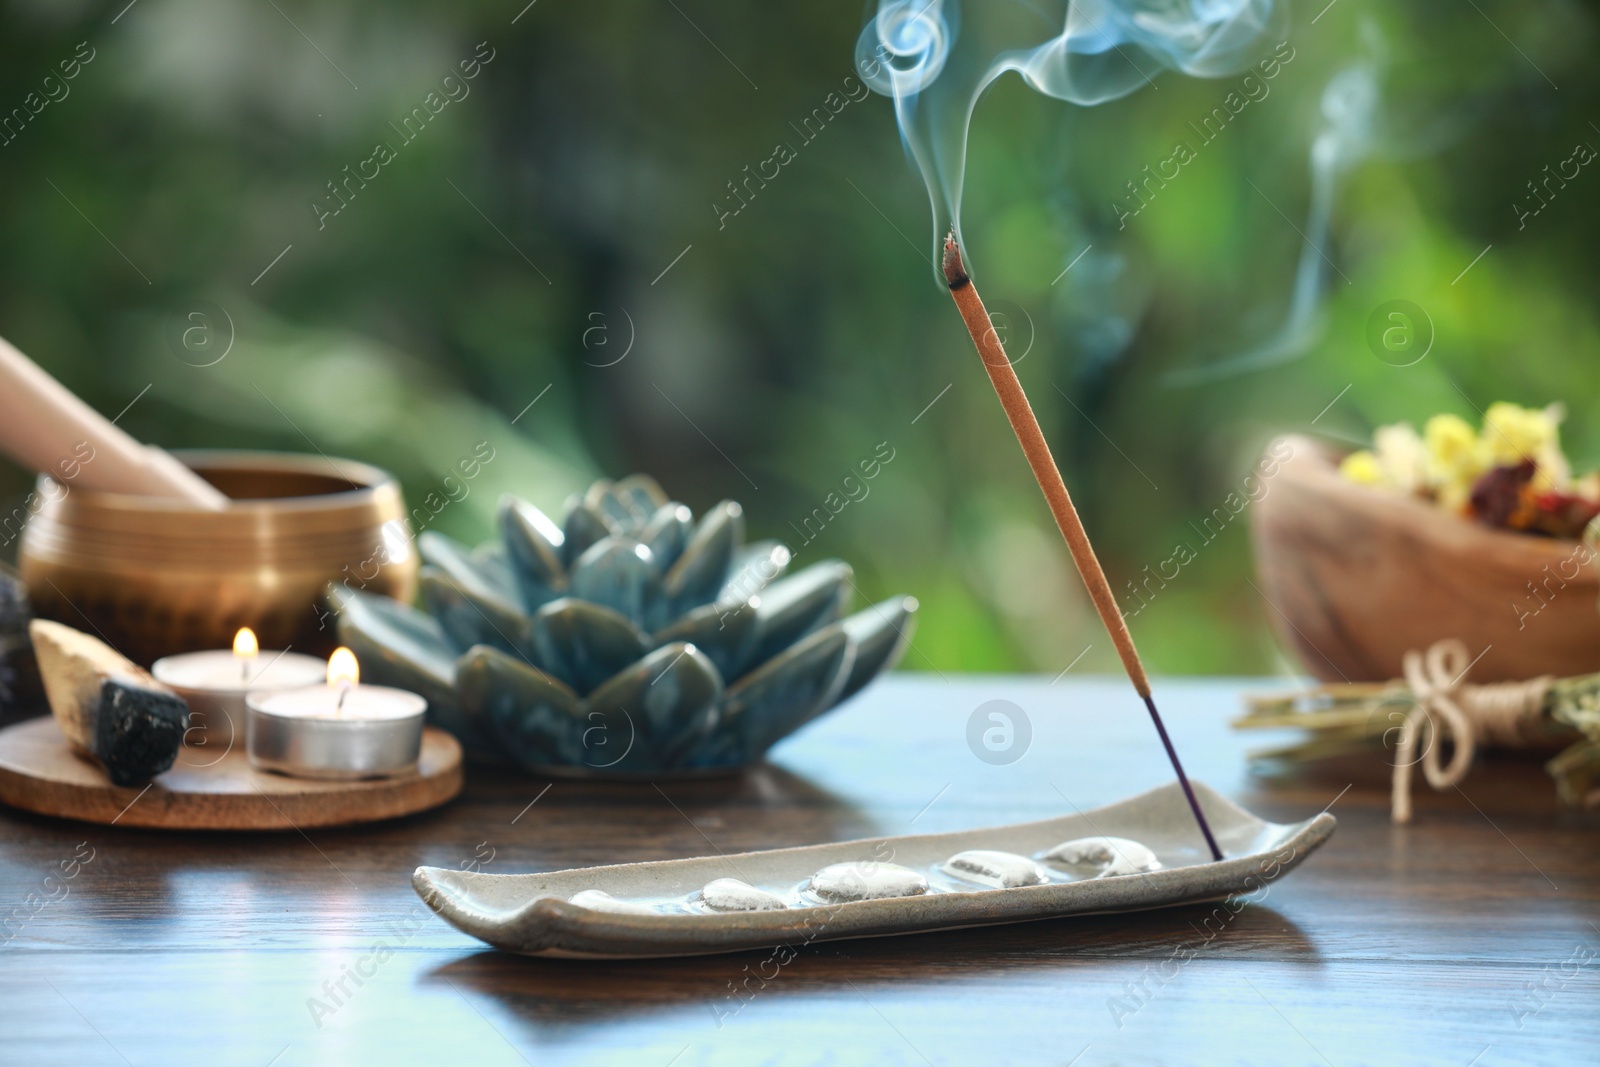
[1167,51,1383,383]
[857,0,1286,272]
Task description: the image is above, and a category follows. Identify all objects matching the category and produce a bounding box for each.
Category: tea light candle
[245,647,427,780]
[151,628,326,747]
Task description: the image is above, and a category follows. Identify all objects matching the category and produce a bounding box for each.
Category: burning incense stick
[941,233,1223,862]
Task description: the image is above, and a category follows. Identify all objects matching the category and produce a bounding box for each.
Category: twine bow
[1390,640,1552,823]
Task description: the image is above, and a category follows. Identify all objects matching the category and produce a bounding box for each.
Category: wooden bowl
[19,451,417,666]
[1250,434,1600,682]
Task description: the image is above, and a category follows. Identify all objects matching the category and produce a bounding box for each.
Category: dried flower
[1469,460,1536,529]
[1341,424,1430,494]
[1482,402,1569,492]
[1340,449,1383,486]
[1373,422,1428,494]
[1423,413,1486,512]
[1342,401,1594,538]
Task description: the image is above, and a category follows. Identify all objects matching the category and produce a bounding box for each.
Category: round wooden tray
[0,717,463,830]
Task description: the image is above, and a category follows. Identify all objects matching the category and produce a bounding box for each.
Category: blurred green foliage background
[1,0,1597,677]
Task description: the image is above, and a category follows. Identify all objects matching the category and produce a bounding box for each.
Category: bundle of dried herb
[1235,653,1600,818]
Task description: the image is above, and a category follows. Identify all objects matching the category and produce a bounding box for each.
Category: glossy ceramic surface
[337,475,917,776]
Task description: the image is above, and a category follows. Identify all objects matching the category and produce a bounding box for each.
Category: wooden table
[1,676,1596,1066]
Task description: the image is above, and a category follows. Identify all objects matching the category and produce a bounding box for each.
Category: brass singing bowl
[19,451,417,666]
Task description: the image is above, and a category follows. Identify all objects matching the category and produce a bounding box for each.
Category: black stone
[0,634,44,725]
[0,566,41,722]
[92,678,188,787]
[0,564,28,635]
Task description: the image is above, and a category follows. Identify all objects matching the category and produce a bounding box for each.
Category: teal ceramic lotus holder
[332,475,917,776]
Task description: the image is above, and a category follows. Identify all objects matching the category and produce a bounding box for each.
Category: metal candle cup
[152,644,327,748]
[246,683,427,780]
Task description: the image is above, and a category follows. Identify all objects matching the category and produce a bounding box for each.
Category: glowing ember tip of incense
[941,231,969,290]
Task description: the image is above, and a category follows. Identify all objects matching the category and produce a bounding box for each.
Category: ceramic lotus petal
[332,475,917,775]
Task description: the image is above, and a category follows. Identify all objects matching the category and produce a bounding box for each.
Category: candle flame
[233,628,259,658]
[327,647,360,690]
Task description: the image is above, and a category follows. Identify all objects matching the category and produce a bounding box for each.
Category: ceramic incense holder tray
[414,781,1334,959]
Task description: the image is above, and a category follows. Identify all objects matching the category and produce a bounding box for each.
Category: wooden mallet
[0,334,228,509]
